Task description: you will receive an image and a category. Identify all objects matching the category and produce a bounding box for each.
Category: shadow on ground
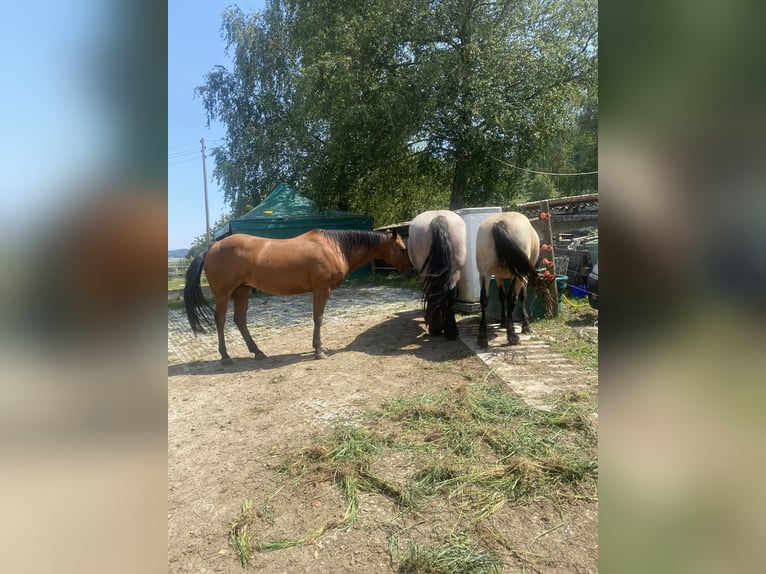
[168,351,314,377]
[170,309,474,376]
[343,309,474,363]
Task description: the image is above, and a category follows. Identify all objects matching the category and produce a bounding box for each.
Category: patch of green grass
[327,425,382,462]
[228,499,254,567]
[398,535,503,574]
[254,526,327,553]
[532,303,598,369]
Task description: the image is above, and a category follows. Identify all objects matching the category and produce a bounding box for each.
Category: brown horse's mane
[319,229,386,262]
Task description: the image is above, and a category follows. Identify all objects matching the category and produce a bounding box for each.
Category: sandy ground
[168,286,597,573]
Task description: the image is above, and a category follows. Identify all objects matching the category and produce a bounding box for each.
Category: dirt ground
[168,287,597,573]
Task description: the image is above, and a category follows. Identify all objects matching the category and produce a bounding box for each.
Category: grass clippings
[233,381,597,570]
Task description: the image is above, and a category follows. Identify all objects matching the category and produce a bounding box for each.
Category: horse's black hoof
[521,326,532,334]
[507,337,520,346]
[221,357,234,365]
[477,337,489,348]
[253,351,267,360]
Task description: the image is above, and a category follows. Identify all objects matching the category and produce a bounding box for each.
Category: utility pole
[200,138,211,247]
[541,199,558,318]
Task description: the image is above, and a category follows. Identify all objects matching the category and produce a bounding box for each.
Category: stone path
[458,320,597,411]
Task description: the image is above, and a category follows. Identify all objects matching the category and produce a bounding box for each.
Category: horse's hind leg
[444,286,459,340]
[232,285,266,359]
[213,295,233,364]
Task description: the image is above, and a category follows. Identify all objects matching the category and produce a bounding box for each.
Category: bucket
[488,275,567,322]
[570,284,587,298]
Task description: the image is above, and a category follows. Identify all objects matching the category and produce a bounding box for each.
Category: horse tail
[183,250,216,334]
[421,215,455,324]
[491,220,556,317]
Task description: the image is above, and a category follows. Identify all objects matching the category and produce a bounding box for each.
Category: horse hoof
[507,337,520,346]
[521,326,532,334]
[221,357,234,365]
[253,351,267,360]
[314,351,328,360]
[477,337,489,348]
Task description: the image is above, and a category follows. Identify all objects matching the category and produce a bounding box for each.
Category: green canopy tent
[213,183,373,240]
[213,183,375,278]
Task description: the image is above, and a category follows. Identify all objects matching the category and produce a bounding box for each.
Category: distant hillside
[168,248,190,259]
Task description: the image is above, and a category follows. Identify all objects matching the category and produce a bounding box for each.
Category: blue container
[570,284,587,298]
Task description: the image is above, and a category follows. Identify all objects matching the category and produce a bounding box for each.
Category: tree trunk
[449,154,468,210]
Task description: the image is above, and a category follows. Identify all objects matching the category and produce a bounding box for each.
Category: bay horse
[475,212,554,347]
[184,229,413,363]
[407,210,467,339]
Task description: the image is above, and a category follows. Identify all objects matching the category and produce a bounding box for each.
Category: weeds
[532,304,598,369]
[228,499,254,567]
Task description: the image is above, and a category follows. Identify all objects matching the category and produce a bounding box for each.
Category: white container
[454,206,502,303]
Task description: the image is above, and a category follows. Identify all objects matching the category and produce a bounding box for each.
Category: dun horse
[475,212,554,347]
[407,210,467,339]
[184,229,413,363]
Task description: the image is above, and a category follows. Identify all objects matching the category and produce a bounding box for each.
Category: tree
[525,96,598,197]
[527,174,556,201]
[197,0,597,225]
[184,212,234,262]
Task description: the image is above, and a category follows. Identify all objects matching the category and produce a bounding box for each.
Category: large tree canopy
[196,0,597,226]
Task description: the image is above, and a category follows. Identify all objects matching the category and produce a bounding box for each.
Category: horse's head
[380,228,414,276]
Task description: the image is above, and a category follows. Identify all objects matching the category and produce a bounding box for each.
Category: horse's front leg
[498,281,506,326]
[519,284,533,335]
[477,275,489,348]
[312,287,331,359]
[443,286,459,340]
[232,285,266,359]
[505,280,520,345]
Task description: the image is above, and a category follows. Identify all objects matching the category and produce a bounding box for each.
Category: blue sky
[168,0,265,250]
[0,1,116,237]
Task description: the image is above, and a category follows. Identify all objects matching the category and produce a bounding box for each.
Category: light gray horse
[408,210,467,339]
[475,212,553,347]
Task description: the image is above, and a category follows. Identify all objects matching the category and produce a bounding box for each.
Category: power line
[168,149,200,160]
[168,156,200,166]
[168,138,223,153]
[168,140,199,150]
[490,154,598,176]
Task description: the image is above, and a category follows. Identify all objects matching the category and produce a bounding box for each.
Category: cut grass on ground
[233,381,597,571]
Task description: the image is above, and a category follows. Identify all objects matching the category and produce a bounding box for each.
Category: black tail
[183,250,216,334]
[491,221,555,317]
[421,216,456,329]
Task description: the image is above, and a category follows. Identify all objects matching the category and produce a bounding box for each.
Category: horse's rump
[408,210,467,336]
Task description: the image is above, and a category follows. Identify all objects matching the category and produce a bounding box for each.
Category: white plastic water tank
[454,206,502,303]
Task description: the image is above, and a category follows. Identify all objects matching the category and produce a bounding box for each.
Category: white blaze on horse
[475,212,554,347]
[183,229,413,363]
[407,210,467,339]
